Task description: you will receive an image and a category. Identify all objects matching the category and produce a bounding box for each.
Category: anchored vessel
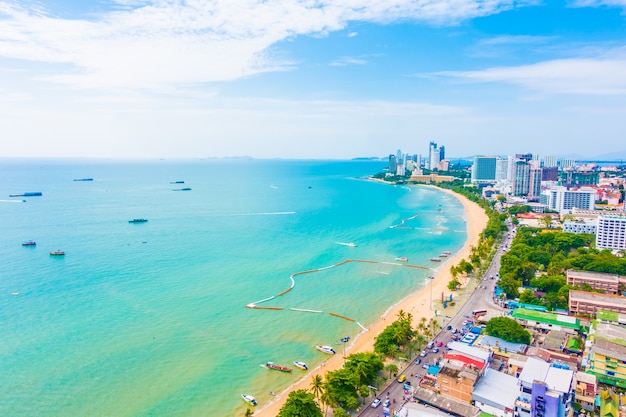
[316,345,336,354]
[265,362,293,372]
[128,218,148,223]
[241,394,257,406]
[293,361,308,370]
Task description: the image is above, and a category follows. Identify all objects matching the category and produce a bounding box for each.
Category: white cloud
[0,0,527,90]
[568,0,626,7]
[436,54,626,95]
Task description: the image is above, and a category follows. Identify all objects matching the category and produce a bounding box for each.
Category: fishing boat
[315,345,336,354]
[9,192,42,197]
[293,361,308,370]
[241,394,257,406]
[395,257,408,262]
[50,250,65,256]
[439,253,449,257]
[265,362,293,372]
[22,240,36,247]
[429,257,442,262]
[128,218,148,223]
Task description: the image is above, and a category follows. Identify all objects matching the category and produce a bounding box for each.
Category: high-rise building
[496,158,509,182]
[512,160,530,196]
[471,156,497,184]
[541,186,596,214]
[516,153,533,163]
[439,145,445,162]
[596,215,626,251]
[528,161,542,200]
[542,155,558,168]
[428,141,441,170]
[388,154,397,173]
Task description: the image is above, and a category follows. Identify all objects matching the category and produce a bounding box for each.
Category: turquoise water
[0,159,467,416]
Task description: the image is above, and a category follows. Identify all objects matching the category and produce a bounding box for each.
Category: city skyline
[1,1,625,159]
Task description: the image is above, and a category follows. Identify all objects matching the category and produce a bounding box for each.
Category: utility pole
[341,336,350,364]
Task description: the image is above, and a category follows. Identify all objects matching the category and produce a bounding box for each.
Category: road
[357,224,514,417]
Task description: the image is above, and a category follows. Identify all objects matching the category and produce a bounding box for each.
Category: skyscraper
[428,141,441,170]
[471,156,498,184]
[512,160,530,196]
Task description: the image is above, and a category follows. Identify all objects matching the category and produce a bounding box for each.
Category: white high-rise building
[496,158,509,182]
[543,155,558,168]
[542,186,596,214]
[596,215,626,251]
[428,141,440,170]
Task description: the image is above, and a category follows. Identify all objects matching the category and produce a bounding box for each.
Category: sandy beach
[254,185,489,417]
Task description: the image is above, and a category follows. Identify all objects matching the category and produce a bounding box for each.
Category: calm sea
[0,158,466,416]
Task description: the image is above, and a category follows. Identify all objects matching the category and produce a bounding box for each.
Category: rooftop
[567,269,620,282]
[544,366,574,394]
[477,335,528,354]
[472,369,519,410]
[570,290,626,305]
[512,308,581,330]
[519,356,550,385]
[447,341,492,363]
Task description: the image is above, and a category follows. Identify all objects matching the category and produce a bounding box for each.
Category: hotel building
[569,290,626,316]
[541,186,596,214]
[596,215,626,251]
[586,322,626,388]
[566,270,622,295]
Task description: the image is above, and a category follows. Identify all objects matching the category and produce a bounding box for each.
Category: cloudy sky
[1,0,625,159]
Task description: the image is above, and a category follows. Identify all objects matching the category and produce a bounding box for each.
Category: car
[397,374,407,383]
[446,325,452,330]
[436,341,443,347]
[422,363,429,369]
[383,398,391,407]
[452,328,458,334]
[403,381,411,390]
[427,342,434,349]
[420,350,427,357]
[371,398,382,408]
[415,358,422,365]
[432,347,439,353]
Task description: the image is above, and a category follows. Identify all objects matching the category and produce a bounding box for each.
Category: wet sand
[254,185,489,416]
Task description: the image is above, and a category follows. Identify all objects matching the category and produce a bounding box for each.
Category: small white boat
[241,394,257,406]
[336,242,356,247]
[293,361,308,370]
[395,257,408,262]
[316,345,336,354]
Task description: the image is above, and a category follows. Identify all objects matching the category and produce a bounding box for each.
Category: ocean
[0,158,467,416]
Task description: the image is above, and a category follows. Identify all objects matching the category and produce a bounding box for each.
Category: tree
[448,277,461,290]
[519,288,539,305]
[384,363,398,379]
[323,368,359,410]
[343,352,384,388]
[277,389,323,417]
[485,316,531,344]
[310,374,324,406]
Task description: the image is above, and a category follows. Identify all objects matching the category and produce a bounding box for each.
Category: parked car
[427,341,434,349]
[371,398,381,408]
[422,363,429,369]
[383,398,391,407]
[446,325,452,330]
[397,374,407,383]
[415,358,422,365]
[432,347,439,353]
[420,350,427,357]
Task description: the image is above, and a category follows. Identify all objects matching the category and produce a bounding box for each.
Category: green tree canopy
[277,389,323,417]
[323,368,359,410]
[485,316,531,344]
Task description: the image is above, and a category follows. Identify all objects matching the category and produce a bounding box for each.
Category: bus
[471,309,487,317]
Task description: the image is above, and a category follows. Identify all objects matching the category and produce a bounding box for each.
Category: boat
[429,257,442,262]
[442,251,452,255]
[9,192,42,197]
[293,361,308,370]
[241,394,257,406]
[50,250,65,256]
[439,253,449,257]
[170,180,185,184]
[265,362,293,372]
[315,345,336,354]
[128,218,148,223]
[395,257,408,262]
[173,187,192,191]
[336,242,356,247]
[73,178,93,181]
[22,241,36,247]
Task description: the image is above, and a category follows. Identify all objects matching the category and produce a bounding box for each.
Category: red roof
[444,353,486,370]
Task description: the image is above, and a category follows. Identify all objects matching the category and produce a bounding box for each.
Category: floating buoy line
[245,258,430,331]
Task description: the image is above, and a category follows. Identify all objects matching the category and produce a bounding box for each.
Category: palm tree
[310,374,324,407]
[244,408,253,417]
[384,363,398,379]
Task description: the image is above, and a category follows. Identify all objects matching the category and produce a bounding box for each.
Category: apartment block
[596,215,626,251]
[569,290,626,316]
[566,270,622,295]
[586,322,626,388]
[514,357,574,417]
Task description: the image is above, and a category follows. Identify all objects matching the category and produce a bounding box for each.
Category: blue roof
[427,365,441,375]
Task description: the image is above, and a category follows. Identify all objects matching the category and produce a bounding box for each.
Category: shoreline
[253,184,489,417]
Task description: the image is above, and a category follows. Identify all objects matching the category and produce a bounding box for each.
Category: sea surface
[0,158,467,417]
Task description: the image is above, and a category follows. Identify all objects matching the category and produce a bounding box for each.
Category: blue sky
[1,0,625,159]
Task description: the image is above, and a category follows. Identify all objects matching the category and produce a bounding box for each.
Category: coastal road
[357,224,513,417]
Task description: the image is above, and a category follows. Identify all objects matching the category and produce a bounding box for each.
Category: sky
[1,0,625,160]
